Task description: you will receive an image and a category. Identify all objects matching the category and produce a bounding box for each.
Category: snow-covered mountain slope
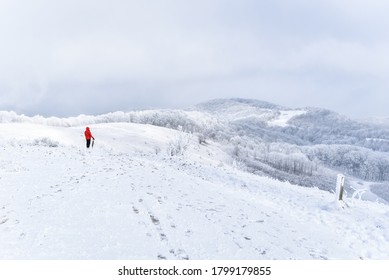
[1,122,389,260]
[362,116,389,128]
[193,100,389,196]
[267,110,307,127]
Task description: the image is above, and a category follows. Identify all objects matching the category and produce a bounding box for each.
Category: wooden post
[336,174,345,202]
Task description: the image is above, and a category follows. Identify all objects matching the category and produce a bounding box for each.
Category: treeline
[305,145,389,181]
[0,110,214,133]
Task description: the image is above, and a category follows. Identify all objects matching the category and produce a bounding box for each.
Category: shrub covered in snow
[166,127,192,157]
[31,137,59,147]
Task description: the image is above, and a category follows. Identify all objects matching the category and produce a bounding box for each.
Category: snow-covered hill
[1,121,389,260]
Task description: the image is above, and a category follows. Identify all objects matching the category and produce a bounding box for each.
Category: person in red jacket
[84,127,95,148]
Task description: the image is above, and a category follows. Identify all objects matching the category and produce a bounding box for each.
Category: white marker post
[336,174,345,204]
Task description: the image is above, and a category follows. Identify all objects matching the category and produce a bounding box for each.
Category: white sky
[0,0,389,118]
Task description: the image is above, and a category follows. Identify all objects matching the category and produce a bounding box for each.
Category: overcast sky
[0,0,388,118]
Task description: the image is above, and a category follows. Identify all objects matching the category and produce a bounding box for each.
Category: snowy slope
[1,122,389,260]
[267,110,307,127]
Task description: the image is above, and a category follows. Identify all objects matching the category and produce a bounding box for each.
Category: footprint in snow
[255,248,267,255]
[170,249,189,260]
[160,233,167,241]
[149,214,160,226]
[132,206,139,214]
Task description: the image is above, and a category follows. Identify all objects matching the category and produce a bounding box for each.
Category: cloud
[0,0,388,118]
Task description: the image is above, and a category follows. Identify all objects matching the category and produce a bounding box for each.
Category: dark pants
[86,139,91,148]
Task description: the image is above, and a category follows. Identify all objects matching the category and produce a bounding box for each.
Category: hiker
[84,127,95,148]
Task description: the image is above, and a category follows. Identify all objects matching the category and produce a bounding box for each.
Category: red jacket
[84,127,94,140]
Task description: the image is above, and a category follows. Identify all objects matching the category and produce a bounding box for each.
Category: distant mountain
[194,99,389,148]
[193,99,389,195]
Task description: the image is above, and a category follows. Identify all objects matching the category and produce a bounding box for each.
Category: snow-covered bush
[232,159,247,171]
[31,137,59,147]
[196,133,207,145]
[154,146,162,155]
[166,128,192,157]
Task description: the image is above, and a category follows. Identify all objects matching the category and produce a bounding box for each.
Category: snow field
[1,122,389,259]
